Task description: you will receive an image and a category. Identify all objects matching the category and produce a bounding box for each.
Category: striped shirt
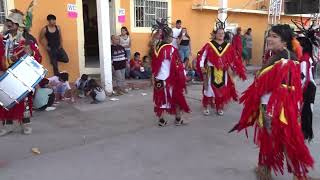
[111,45,127,70]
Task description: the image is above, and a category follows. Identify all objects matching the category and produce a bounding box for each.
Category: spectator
[172,20,182,48]
[178,27,192,63]
[40,14,69,75]
[75,74,89,98]
[184,57,195,82]
[48,72,73,102]
[243,28,253,66]
[142,55,152,77]
[33,78,56,111]
[130,52,150,79]
[119,26,131,78]
[86,79,106,104]
[232,27,242,59]
[111,35,127,94]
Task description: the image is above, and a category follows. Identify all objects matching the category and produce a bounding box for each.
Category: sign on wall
[67,3,78,18]
[118,8,125,23]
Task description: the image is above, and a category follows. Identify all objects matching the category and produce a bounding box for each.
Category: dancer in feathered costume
[151,19,190,127]
[0,2,42,136]
[229,24,314,180]
[294,18,319,142]
[197,19,246,116]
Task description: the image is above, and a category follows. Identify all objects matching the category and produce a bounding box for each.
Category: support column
[218,0,228,24]
[96,0,113,93]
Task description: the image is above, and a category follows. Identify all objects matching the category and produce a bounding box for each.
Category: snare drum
[0,55,47,109]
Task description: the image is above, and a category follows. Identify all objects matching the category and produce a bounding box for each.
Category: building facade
[0,0,306,81]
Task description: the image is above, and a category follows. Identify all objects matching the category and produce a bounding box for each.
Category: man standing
[172,20,182,49]
[111,35,127,95]
[243,28,252,66]
[40,14,68,75]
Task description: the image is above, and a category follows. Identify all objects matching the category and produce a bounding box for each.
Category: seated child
[86,79,106,104]
[142,55,152,78]
[48,72,74,102]
[33,78,56,111]
[130,52,150,79]
[75,74,89,98]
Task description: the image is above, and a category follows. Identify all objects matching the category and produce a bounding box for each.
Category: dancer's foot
[0,125,14,137]
[254,166,272,180]
[203,109,210,116]
[175,117,188,126]
[217,110,224,116]
[158,118,168,127]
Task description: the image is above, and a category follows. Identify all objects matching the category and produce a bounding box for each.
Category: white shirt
[48,76,71,91]
[172,27,182,48]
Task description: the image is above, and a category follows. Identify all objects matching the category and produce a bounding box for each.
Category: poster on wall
[67,4,78,18]
[118,8,125,23]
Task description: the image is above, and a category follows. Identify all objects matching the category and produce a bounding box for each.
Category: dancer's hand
[201,67,206,74]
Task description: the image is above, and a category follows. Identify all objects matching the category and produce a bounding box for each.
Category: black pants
[39,93,55,111]
[48,48,60,75]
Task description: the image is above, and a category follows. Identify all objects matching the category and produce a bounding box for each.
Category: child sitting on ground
[75,74,89,98]
[33,78,56,111]
[130,52,150,79]
[142,55,152,78]
[86,79,106,104]
[48,72,74,102]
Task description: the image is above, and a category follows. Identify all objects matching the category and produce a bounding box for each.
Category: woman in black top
[177,28,192,63]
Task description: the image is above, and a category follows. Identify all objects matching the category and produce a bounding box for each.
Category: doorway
[82,0,116,70]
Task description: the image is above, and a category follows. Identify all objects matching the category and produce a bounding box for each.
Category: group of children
[34,72,106,112]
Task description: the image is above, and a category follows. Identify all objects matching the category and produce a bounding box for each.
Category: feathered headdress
[215,16,228,30]
[291,17,320,47]
[24,0,37,32]
[151,18,172,40]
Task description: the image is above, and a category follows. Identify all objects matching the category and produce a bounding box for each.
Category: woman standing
[197,23,246,116]
[229,24,314,180]
[177,28,192,63]
[119,26,131,78]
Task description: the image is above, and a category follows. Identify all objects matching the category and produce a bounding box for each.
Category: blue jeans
[179,45,190,63]
[125,50,131,78]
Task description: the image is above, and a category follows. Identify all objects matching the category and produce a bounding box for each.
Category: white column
[96,0,113,93]
[218,0,228,24]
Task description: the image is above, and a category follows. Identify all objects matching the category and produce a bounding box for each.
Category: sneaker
[45,107,56,111]
[175,117,188,126]
[22,124,32,135]
[0,125,14,137]
[158,118,168,127]
[217,110,224,116]
[203,109,210,116]
[121,89,129,94]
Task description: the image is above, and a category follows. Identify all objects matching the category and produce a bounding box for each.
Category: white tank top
[120,35,130,50]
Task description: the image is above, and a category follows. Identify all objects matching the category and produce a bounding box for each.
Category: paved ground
[1,75,320,180]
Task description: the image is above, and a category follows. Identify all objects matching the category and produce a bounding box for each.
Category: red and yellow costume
[0,32,41,122]
[197,40,246,111]
[230,57,313,178]
[152,43,190,117]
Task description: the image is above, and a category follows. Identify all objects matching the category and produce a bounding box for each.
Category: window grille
[134,0,168,28]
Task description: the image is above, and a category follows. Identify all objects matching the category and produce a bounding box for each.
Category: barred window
[0,0,6,24]
[134,0,168,28]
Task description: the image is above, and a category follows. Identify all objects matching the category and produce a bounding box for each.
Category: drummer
[0,9,39,136]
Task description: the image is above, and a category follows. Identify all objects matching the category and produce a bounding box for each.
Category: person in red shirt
[232,27,243,60]
[130,52,150,79]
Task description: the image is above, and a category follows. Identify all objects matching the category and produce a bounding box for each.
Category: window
[134,0,168,28]
[0,0,6,24]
